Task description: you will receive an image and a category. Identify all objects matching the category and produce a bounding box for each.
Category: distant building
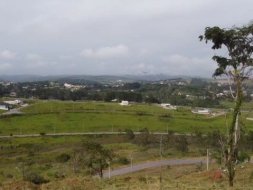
[161,103,177,110]
[64,83,84,91]
[192,108,210,115]
[64,83,73,88]
[120,101,129,106]
[4,99,22,105]
[0,104,9,110]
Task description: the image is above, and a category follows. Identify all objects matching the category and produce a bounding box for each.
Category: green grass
[3,162,253,189]
[0,135,204,185]
[0,100,244,135]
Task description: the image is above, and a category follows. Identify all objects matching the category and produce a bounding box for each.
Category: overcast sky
[0,0,252,77]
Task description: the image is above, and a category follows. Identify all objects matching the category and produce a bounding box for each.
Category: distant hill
[0,74,210,83]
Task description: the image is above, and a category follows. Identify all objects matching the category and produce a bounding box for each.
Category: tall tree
[200,23,253,187]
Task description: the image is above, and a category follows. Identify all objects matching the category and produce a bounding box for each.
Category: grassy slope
[1,100,250,135]
[3,163,253,189]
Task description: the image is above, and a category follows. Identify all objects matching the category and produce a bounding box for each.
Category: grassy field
[1,100,253,189]
[1,100,253,135]
[3,162,253,189]
[0,135,207,186]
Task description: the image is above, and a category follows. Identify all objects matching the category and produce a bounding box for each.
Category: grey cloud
[0,0,252,76]
[80,45,129,59]
[0,50,16,60]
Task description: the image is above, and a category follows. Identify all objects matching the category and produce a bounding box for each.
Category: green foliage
[55,153,71,163]
[237,151,250,163]
[144,95,160,104]
[200,22,253,187]
[116,157,130,165]
[125,129,135,140]
[134,128,151,146]
[175,135,188,153]
[200,24,253,77]
[24,172,49,185]
[82,141,114,178]
[206,130,223,148]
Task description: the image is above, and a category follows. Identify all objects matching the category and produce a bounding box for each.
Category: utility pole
[206,149,209,171]
[108,161,111,179]
[160,135,163,160]
[160,134,163,189]
[130,154,133,173]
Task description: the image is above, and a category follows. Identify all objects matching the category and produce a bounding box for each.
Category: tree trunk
[226,77,243,187]
[99,167,103,178]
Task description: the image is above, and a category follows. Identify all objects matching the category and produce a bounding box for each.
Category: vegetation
[0,100,252,135]
[82,141,114,178]
[200,22,253,186]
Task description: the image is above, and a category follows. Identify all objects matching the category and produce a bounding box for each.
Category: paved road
[103,157,206,178]
[1,104,28,116]
[2,108,22,115]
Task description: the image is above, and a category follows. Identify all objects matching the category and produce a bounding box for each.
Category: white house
[120,101,129,106]
[192,108,210,115]
[0,104,8,110]
[161,103,177,110]
[64,83,73,89]
[4,99,22,105]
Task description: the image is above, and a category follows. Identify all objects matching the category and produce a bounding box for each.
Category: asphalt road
[103,157,206,178]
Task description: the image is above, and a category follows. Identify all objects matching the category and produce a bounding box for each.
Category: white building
[120,101,129,106]
[4,99,22,105]
[192,108,210,115]
[161,103,177,110]
[0,104,8,110]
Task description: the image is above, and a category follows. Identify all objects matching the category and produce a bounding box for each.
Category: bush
[56,153,71,163]
[54,171,65,179]
[134,128,150,146]
[125,129,135,140]
[117,157,130,165]
[24,172,49,185]
[175,135,188,153]
[237,151,250,163]
[159,114,172,119]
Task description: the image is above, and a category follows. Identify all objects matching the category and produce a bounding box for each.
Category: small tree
[82,141,113,178]
[134,128,150,146]
[200,23,253,186]
[175,135,188,153]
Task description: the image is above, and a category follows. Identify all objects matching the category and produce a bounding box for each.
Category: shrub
[125,129,135,140]
[54,171,65,179]
[56,153,71,163]
[175,135,188,153]
[159,114,172,121]
[237,151,250,163]
[5,174,13,179]
[134,128,150,146]
[24,172,49,185]
[117,157,130,165]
